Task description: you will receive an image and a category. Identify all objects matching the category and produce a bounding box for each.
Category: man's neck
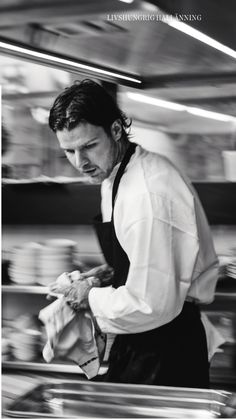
[115,140,130,166]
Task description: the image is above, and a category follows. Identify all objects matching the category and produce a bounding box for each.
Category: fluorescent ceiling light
[118,0,134,3]
[127,92,186,111]
[0,41,141,85]
[127,92,236,122]
[186,107,235,122]
[167,19,236,60]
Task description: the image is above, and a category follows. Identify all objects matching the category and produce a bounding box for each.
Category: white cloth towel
[39,297,106,379]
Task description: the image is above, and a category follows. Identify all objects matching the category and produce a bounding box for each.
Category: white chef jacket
[88,145,219,335]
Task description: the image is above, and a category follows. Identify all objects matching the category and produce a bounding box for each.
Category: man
[48,79,219,388]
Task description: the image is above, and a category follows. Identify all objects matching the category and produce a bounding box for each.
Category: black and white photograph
[1,0,236,417]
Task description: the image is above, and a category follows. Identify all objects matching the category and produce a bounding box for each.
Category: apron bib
[93,143,209,388]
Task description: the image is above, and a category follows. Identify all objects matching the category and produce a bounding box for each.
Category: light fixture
[118,0,134,3]
[0,41,142,85]
[186,107,235,122]
[166,18,236,60]
[127,92,236,122]
[127,92,186,111]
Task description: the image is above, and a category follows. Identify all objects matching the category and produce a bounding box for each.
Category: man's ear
[111,120,122,142]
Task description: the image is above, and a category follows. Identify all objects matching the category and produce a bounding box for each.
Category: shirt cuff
[88,286,116,332]
[88,286,114,317]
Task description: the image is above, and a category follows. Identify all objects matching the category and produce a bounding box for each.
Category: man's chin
[80,169,107,184]
[88,177,102,185]
[86,174,104,184]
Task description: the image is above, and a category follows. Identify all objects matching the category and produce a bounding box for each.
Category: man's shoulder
[133,146,195,206]
[135,145,177,172]
[134,146,183,186]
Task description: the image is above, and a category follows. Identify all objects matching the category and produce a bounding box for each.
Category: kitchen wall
[132,123,236,181]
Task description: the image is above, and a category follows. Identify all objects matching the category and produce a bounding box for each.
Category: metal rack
[2,284,236,299]
[2,283,236,386]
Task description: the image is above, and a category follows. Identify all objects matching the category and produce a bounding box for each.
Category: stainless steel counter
[3,378,231,418]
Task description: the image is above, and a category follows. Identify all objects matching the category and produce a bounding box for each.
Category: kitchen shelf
[213,292,236,299]
[2,286,236,387]
[2,360,108,376]
[2,284,236,300]
[2,284,49,294]
[3,360,235,386]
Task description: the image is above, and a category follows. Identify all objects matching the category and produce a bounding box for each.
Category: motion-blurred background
[1,0,236,416]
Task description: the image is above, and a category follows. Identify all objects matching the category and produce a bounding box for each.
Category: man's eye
[85,143,96,150]
[65,149,74,154]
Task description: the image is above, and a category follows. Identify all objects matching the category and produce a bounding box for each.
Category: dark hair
[49,79,131,139]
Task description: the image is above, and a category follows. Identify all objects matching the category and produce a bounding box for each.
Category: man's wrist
[86,276,101,287]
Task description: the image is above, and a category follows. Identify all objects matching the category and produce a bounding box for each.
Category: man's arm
[88,199,199,334]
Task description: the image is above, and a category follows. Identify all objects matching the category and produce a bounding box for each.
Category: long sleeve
[89,191,200,334]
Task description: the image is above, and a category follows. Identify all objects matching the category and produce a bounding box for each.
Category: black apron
[94,143,209,388]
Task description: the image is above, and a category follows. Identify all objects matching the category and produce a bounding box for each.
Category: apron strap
[112,142,137,209]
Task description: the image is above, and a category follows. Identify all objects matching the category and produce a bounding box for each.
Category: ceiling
[0,0,236,134]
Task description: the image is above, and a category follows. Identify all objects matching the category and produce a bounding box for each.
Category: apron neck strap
[112,142,137,209]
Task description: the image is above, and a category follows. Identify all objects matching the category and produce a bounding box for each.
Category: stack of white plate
[2,337,11,361]
[226,260,236,279]
[9,242,42,285]
[11,329,42,362]
[10,314,43,361]
[226,249,236,279]
[37,239,77,286]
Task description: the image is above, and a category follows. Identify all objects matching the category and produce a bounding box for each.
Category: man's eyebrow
[61,137,98,150]
[80,137,98,149]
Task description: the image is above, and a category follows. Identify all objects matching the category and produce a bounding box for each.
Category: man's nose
[75,150,87,169]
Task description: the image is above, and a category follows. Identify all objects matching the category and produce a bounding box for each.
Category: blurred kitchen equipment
[8,239,78,286]
[222,151,236,181]
[37,239,77,286]
[9,314,43,362]
[11,330,42,362]
[2,337,11,362]
[9,242,41,285]
[226,248,236,279]
[4,380,231,418]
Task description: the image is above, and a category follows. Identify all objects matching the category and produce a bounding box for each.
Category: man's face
[56,122,119,184]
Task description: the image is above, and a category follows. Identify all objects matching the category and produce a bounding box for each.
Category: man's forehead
[57,125,98,149]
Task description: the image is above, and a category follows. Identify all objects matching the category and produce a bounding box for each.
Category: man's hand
[48,272,100,310]
[63,276,100,310]
[80,264,114,286]
[47,264,113,311]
